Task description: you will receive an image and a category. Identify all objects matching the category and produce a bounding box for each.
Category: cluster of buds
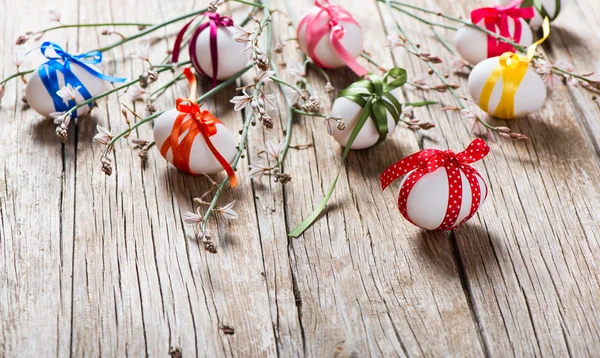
[324,115,346,135]
[100,154,113,176]
[139,70,158,88]
[54,114,71,143]
[301,93,321,113]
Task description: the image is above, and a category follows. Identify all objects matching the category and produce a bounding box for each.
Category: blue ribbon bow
[37,42,127,118]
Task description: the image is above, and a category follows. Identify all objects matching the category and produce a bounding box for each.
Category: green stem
[0,70,34,85]
[230,0,264,8]
[92,7,208,53]
[391,5,457,30]
[360,52,385,70]
[272,76,302,94]
[291,108,327,118]
[31,22,153,36]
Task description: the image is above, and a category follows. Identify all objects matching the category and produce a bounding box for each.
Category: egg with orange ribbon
[153,68,237,184]
[297,0,366,76]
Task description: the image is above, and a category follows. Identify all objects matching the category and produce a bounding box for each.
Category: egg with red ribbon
[297,0,366,76]
[380,139,490,230]
[455,0,534,65]
[172,13,248,88]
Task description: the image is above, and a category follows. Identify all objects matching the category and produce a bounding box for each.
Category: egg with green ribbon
[500,0,567,29]
[331,68,407,150]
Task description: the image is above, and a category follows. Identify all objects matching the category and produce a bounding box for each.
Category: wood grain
[0,0,599,356]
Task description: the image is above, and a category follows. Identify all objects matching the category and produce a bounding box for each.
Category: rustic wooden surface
[1,0,600,356]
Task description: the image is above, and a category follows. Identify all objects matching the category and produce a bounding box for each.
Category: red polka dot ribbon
[160,68,237,188]
[471,0,534,58]
[171,13,234,88]
[380,139,490,230]
[298,0,367,76]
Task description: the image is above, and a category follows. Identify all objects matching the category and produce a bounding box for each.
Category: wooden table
[1,0,599,356]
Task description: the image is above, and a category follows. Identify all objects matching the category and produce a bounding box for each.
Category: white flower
[265,140,285,160]
[233,24,253,44]
[130,43,150,62]
[412,73,429,87]
[258,91,277,110]
[450,57,468,71]
[461,106,477,120]
[556,61,579,87]
[248,161,269,181]
[535,59,559,88]
[12,51,26,67]
[287,61,306,80]
[56,84,81,105]
[216,201,238,220]
[93,125,114,145]
[283,86,302,105]
[49,111,66,124]
[49,10,61,23]
[128,85,146,102]
[255,70,275,83]
[230,90,253,111]
[386,34,404,48]
[402,105,414,118]
[182,211,203,224]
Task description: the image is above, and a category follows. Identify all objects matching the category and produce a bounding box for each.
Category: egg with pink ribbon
[380,139,490,230]
[172,13,248,88]
[297,0,367,76]
[455,0,534,65]
[500,0,567,30]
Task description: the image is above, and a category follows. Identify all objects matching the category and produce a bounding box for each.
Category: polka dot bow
[380,138,490,230]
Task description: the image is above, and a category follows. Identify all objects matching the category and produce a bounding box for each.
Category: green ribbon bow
[288,67,408,238]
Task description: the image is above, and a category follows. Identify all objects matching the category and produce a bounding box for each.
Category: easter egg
[399,166,488,230]
[297,6,363,69]
[153,108,236,175]
[26,62,106,119]
[468,56,546,119]
[455,17,533,65]
[192,26,248,80]
[331,89,401,150]
[501,0,567,29]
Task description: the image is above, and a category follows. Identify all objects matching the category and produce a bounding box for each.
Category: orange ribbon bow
[160,68,237,187]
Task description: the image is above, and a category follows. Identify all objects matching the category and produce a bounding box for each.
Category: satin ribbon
[380,138,490,230]
[37,42,126,118]
[172,13,234,89]
[479,17,550,119]
[160,68,237,187]
[298,0,367,76]
[337,67,407,144]
[471,0,534,58]
[288,68,407,237]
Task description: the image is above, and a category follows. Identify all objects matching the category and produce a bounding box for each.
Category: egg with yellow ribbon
[468,18,550,119]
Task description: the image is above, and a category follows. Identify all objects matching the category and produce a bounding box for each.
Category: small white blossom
[265,140,284,160]
[49,10,61,23]
[12,51,26,68]
[386,34,404,48]
[287,61,306,80]
[233,24,253,44]
[248,161,269,181]
[283,87,302,105]
[461,106,477,120]
[230,90,253,111]
[130,43,150,62]
[128,85,147,102]
[402,105,414,118]
[56,84,81,105]
[93,125,114,145]
[216,201,238,220]
[258,91,277,110]
[182,211,203,224]
[450,57,468,71]
[255,70,275,83]
[412,73,429,87]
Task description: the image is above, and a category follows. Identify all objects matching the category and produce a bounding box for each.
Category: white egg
[468,56,546,119]
[455,17,533,65]
[500,0,567,29]
[331,89,401,150]
[192,26,248,80]
[297,7,363,68]
[153,108,236,175]
[25,62,106,119]
[399,167,487,230]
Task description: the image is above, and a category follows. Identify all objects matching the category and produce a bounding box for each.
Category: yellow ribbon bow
[479,18,550,119]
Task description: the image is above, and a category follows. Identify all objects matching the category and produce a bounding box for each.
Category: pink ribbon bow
[380,138,490,230]
[298,0,367,76]
[172,13,235,88]
[471,0,534,58]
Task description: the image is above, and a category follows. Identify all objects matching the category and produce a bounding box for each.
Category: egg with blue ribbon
[25,42,126,119]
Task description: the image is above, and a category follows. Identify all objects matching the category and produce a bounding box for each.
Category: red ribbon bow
[172,13,235,88]
[380,139,490,230]
[299,0,367,76]
[160,68,237,187]
[471,0,534,58]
